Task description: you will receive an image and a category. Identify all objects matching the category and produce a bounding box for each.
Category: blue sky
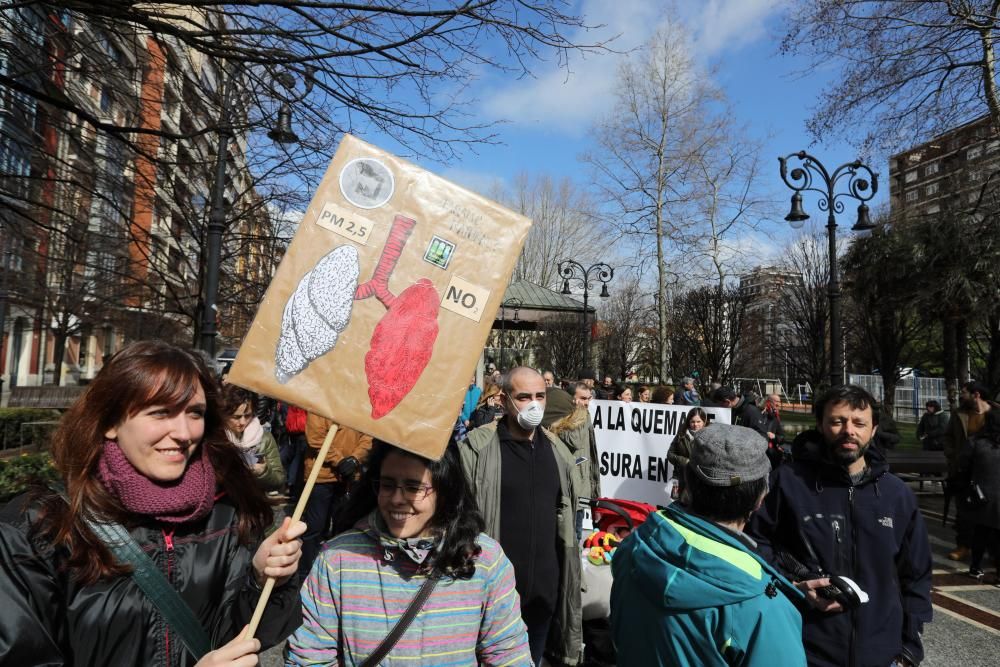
[359,1,888,266]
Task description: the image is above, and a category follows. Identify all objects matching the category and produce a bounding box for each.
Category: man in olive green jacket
[457,367,583,667]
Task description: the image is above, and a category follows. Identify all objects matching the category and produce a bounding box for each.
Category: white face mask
[513,399,545,431]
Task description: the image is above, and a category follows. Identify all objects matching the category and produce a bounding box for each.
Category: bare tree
[777,234,830,393]
[596,276,654,380]
[535,315,586,380]
[0,2,610,375]
[671,283,750,386]
[504,174,610,289]
[782,0,1000,152]
[584,21,765,383]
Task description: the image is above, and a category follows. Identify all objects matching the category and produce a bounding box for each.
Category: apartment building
[0,8,276,399]
[889,114,1000,218]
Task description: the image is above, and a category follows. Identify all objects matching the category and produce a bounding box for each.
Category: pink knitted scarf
[97,439,216,524]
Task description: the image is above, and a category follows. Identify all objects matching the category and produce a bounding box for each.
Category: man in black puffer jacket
[747,384,932,667]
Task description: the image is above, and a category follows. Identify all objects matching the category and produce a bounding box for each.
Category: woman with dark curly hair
[0,340,305,666]
[287,440,531,666]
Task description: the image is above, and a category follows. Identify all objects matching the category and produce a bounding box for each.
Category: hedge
[0,452,58,503]
[0,408,61,451]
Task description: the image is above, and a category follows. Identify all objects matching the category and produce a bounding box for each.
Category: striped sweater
[286,523,531,666]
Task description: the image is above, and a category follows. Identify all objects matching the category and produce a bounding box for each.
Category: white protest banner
[589,400,731,507]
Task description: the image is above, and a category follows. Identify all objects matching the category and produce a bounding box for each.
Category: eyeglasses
[372,479,435,501]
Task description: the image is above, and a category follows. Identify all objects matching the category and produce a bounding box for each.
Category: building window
[968,145,984,160]
[905,189,919,203]
[925,162,939,176]
[969,169,982,182]
[926,182,939,196]
[926,204,940,214]
[905,170,918,183]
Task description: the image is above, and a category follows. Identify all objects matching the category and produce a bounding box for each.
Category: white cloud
[478,0,788,134]
[689,0,789,58]
[480,0,665,131]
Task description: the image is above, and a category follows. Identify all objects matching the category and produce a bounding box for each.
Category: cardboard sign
[589,400,731,506]
[229,135,531,460]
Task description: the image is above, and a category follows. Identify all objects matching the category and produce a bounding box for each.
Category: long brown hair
[33,340,271,584]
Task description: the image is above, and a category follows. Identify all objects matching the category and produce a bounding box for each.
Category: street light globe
[788,217,806,230]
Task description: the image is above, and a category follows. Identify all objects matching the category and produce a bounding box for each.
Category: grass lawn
[781,410,920,450]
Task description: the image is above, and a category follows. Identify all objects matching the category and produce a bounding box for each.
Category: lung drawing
[275,244,360,383]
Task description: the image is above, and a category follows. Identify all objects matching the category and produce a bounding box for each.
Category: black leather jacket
[0,491,301,666]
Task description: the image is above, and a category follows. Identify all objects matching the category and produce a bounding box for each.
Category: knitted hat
[689,423,770,487]
[542,387,575,428]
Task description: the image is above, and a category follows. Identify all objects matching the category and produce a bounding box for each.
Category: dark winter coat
[917,411,948,451]
[732,396,769,438]
[958,433,1000,529]
[0,492,301,666]
[747,430,933,667]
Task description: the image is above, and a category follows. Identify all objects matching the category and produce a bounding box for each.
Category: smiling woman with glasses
[287,440,532,666]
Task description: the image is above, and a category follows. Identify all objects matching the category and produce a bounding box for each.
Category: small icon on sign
[424,236,455,270]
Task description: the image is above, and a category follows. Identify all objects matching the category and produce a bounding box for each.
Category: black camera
[815,575,869,609]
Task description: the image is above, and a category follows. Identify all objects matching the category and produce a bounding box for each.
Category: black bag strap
[51,484,211,660]
[359,576,438,667]
[84,518,213,660]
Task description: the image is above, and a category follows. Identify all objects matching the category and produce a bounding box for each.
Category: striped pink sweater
[286,523,531,666]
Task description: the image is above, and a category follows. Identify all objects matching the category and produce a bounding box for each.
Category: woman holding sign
[288,440,531,666]
[0,341,305,665]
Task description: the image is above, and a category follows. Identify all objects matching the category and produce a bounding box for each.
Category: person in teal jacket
[611,423,807,666]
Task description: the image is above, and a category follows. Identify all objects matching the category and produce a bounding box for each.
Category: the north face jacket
[748,430,933,667]
[611,504,806,666]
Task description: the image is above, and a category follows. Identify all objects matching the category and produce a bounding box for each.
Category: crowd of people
[6,342,1000,666]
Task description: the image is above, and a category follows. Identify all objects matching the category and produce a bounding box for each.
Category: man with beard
[943,381,998,561]
[747,385,932,667]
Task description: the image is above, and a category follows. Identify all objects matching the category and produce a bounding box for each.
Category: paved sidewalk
[916,487,1000,666]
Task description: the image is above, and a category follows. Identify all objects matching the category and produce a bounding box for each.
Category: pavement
[261,482,1000,665]
[913,485,1000,666]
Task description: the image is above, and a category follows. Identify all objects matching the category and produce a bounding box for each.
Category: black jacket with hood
[0,491,301,666]
[747,430,933,667]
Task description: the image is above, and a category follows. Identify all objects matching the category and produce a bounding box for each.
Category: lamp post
[559,260,613,377]
[498,297,522,371]
[199,68,309,358]
[779,151,878,388]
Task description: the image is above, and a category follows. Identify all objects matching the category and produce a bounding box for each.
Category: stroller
[581,498,657,667]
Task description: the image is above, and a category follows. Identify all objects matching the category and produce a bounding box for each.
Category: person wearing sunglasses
[287,440,531,666]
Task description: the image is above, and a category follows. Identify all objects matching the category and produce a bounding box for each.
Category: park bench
[884,450,947,491]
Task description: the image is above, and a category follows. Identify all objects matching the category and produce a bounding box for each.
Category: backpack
[285,405,307,434]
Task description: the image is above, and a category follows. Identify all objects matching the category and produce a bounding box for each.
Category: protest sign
[589,400,731,506]
[228,134,531,461]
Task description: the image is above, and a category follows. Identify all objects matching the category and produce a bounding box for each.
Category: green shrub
[0,452,58,503]
[0,408,61,451]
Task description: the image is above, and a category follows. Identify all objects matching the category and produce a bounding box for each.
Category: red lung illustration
[355,215,441,419]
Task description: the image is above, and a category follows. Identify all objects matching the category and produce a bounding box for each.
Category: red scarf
[97,440,216,524]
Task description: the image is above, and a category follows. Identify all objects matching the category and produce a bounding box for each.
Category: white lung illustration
[275,244,360,383]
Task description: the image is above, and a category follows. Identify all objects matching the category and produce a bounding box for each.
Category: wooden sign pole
[244,423,340,639]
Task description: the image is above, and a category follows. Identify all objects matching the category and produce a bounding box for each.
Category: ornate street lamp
[200,69,312,358]
[779,150,878,388]
[559,260,614,377]
[499,297,522,371]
